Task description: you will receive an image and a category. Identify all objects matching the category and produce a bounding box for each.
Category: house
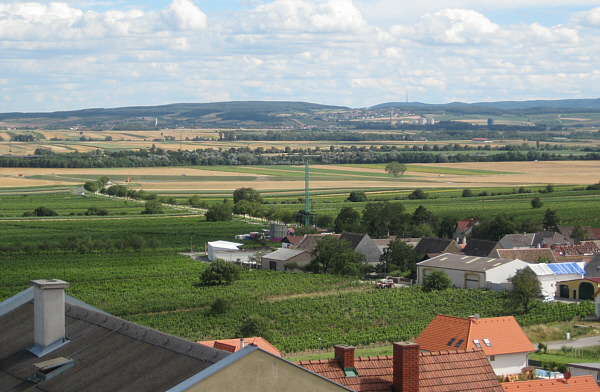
[494,248,556,263]
[559,226,599,241]
[556,277,600,300]
[207,240,243,261]
[464,239,501,258]
[417,253,530,290]
[502,375,600,391]
[454,218,478,241]
[261,248,311,271]
[566,364,600,385]
[297,342,503,392]
[499,232,571,250]
[587,255,600,278]
[415,314,536,376]
[552,242,600,258]
[281,235,304,249]
[198,337,282,357]
[339,232,382,265]
[527,262,586,297]
[294,234,339,253]
[414,237,462,260]
[0,279,351,392]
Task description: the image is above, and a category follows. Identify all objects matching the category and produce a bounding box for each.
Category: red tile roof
[415,315,535,356]
[297,348,503,392]
[502,375,600,391]
[456,219,478,233]
[197,337,281,357]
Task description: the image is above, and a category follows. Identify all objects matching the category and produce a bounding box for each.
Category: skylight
[473,339,482,348]
[483,339,492,347]
[29,357,74,383]
[447,338,456,346]
[455,339,464,348]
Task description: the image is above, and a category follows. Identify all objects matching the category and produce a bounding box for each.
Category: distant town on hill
[1,99,599,130]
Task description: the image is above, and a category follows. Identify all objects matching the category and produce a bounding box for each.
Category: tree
[309,236,366,276]
[316,214,334,230]
[385,162,407,178]
[233,200,262,216]
[85,206,108,216]
[188,195,206,208]
[347,191,367,202]
[408,189,428,200]
[199,259,241,286]
[531,196,543,209]
[379,239,421,277]
[473,214,516,240]
[570,225,588,242]
[462,189,473,197]
[142,200,163,214]
[210,298,229,315]
[34,206,58,216]
[334,206,362,233]
[83,181,101,192]
[361,201,408,238]
[205,200,233,221]
[509,268,541,313]
[233,187,261,204]
[422,270,452,292]
[237,314,271,339]
[542,208,560,232]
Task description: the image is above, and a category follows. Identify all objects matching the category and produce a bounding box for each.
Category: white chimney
[240,338,246,348]
[28,279,70,357]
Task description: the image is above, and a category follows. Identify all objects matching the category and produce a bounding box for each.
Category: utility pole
[305,161,310,226]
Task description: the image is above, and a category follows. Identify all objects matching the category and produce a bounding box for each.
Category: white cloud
[577,7,600,27]
[239,0,369,33]
[390,9,499,44]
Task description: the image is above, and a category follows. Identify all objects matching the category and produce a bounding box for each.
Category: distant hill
[371,98,600,114]
[0,101,347,129]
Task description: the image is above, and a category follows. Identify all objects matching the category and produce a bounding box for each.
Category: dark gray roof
[0,301,230,392]
[262,248,307,261]
[495,248,556,263]
[339,232,367,249]
[417,253,524,273]
[585,254,600,278]
[463,239,499,257]
[415,238,460,255]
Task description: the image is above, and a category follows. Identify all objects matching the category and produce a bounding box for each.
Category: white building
[207,240,243,261]
[417,253,530,290]
[527,262,585,297]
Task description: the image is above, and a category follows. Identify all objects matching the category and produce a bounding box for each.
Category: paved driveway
[546,334,600,350]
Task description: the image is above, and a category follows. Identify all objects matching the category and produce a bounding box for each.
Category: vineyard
[0,249,594,354]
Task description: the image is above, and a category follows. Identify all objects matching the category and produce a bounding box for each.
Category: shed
[261,248,311,272]
[207,240,243,261]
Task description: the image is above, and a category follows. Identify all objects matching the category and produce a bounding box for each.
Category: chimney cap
[30,279,69,290]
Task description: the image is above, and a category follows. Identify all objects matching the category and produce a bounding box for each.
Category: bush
[199,259,241,286]
[422,270,452,292]
[142,200,164,214]
[408,189,428,200]
[347,191,367,202]
[85,207,109,216]
[34,206,58,217]
[462,189,473,197]
[205,200,233,221]
[531,196,543,209]
[210,298,230,315]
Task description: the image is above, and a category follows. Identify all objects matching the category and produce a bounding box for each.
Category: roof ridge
[66,303,229,364]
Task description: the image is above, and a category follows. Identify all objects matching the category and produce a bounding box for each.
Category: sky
[1,0,599,112]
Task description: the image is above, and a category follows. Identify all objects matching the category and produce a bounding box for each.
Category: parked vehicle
[376,279,394,289]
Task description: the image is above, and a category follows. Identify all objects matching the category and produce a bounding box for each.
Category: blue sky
[1,0,599,112]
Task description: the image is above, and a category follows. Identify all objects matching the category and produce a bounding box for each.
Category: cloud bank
[0,0,599,111]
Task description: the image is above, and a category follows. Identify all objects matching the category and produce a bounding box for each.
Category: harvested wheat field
[0,161,598,192]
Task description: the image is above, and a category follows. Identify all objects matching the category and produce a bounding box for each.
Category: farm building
[207,240,243,261]
[414,238,462,260]
[463,239,501,258]
[454,218,478,241]
[261,248,311,272]
[566,363,600,383]
[493,248,556,263]
[527,262,586,297]
[281,235,304,249]
[586,254,600,277]
[417,253,530,290]
[339,232,382,266]
[555,277,600,300]
[499,231,571,250]
[415,314,536,377]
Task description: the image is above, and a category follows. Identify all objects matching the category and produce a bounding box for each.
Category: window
[489,355,495,361]
[447,338,456,346]
[483,338,492,347]
[473,339,482,348]
[455,339,464,348]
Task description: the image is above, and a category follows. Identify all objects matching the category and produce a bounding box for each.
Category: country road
[546,334,600,350]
